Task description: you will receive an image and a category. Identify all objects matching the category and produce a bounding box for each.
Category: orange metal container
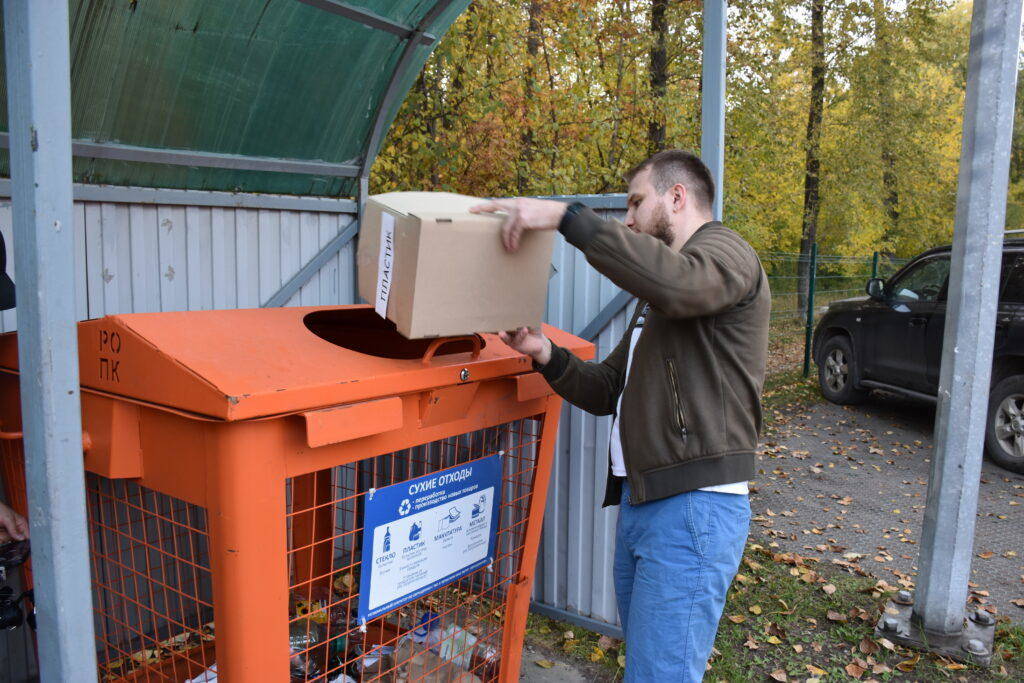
[0,305,592,682]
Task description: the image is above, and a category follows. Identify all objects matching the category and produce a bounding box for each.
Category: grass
[524,544,1024,681]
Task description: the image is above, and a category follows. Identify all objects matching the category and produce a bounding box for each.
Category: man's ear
[671,183,688,213]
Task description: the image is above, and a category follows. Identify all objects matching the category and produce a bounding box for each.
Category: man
[471,150,770,681]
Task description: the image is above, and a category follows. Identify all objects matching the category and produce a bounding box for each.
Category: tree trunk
[518,0,542,194]
[798,0,826,318]
[647,0,668,156]
[874,0,900,231]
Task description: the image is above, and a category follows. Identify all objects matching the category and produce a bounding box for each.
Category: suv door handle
[910,317,927,326]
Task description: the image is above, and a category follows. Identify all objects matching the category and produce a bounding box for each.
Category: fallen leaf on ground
[895,653,920,672]
[769,669,787,682]
[589,646,605,662]
[805,664,827,676]
[827,609,847,622]
[535,660,554,669]
[597,635,615,651]
[562,630,574,641]
[859,637,879,655]
[749,605,763,615]
[822,584,836,595]
[727,615,746,624]
[845,662,866,678]
[978,551,994,559]
[743,636,759,650]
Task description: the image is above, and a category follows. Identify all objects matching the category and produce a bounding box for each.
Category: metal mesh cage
[87,475,215,681]
[285,417,543,682]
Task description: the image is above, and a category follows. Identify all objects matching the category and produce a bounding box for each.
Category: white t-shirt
[608,311,748,496]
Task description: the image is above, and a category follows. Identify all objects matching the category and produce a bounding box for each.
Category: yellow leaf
[766,635,783,645]
[535,659,555,669]
[617,654,626,667]
[805,664,827,676]
[749,605,763,615]
[589,646,605,662]
[727,615,746,624]
[895,653,920,672]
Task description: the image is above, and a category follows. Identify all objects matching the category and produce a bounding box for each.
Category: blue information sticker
[357,454,503,623]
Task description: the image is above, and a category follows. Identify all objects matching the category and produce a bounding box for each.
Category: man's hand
[469,198,567,252]
[499,327,552,366]
[0,502,27,543]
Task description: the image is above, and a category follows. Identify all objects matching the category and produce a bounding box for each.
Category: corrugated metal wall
[0,198,358,332]
[536,208,629,636]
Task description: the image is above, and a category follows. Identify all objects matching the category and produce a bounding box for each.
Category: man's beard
[647,203,675,247]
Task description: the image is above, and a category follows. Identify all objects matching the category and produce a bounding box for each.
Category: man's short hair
[624,150,715,212]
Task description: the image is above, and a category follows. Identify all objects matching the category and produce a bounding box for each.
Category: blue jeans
[614,481,750,682]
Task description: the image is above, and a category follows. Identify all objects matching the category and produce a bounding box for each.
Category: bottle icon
[383,527,392,552]
[409,521,422,541]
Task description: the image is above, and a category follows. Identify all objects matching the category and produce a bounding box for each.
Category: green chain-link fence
[760,248,909,377]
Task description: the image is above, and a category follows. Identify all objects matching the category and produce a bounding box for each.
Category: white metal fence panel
[534,207,629,635]
[0,200,358,332]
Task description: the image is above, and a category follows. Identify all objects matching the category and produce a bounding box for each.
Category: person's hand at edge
[0,502,27,543]
[469,198,567,252]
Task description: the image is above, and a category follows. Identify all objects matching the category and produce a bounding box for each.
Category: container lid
[0,305,593,421]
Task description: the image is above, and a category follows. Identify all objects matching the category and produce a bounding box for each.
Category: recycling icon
[398,499,411,516]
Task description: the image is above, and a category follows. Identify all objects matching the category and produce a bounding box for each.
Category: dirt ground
[754,393,1024,622]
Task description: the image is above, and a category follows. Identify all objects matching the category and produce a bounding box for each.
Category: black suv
[812,241,1024,474]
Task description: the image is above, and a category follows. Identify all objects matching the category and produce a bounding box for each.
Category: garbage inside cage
[102,582,505,682]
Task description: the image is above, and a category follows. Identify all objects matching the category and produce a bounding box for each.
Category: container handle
[421,335,483,366]
[0,428,93,452]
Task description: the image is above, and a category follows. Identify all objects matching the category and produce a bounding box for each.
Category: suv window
[889,256,950,302]
[1001,254,1024,304]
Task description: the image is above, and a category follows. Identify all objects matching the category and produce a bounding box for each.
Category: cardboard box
[357,192,554,339]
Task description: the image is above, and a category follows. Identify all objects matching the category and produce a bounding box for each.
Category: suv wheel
[985,376,1024,474]
[817,335,868,405]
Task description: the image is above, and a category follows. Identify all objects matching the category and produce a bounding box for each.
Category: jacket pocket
[665,358,689,440]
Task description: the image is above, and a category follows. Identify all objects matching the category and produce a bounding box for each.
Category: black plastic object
[0,231,14,311]
[0,586,22,630]
[0,541,29,569]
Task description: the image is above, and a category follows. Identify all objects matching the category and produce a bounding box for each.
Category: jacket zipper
[665,358,688,439]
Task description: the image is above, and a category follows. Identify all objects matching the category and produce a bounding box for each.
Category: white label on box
[375,213,396,318]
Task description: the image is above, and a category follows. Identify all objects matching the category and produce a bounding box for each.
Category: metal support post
[2,0,98,679]
[802,243,817,378]
[874,0,1022,665]
[700,0,727,221]
[871,251,880,280]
